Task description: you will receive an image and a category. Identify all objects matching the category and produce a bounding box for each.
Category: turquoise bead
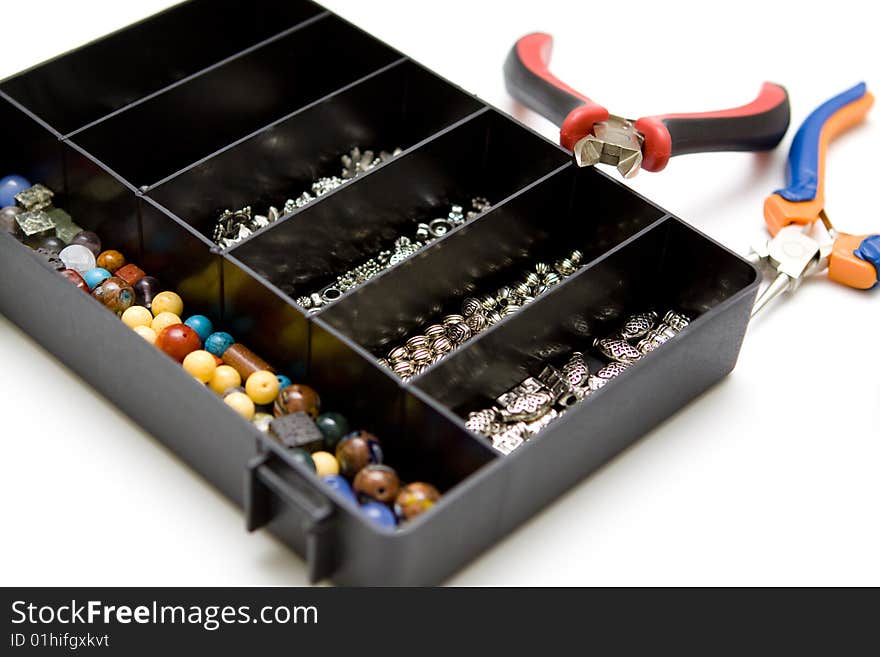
[360,501,396,528]
[276,374,292,391]
[204,331,234,357]
[0,175,30,207]
[316,412,350,451]
[83,267,112,290]
[184,315,214,342]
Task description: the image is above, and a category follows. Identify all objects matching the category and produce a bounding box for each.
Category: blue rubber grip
[775,82,868,202]
[855,235,880,285]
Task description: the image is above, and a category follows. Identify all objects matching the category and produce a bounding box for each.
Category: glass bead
[274,383,320,418]
[121,305,153,328]
[59,268,88,293]
[353,464,400,504]
[69,230,101,257]
[92,276,134,315]
[224,391,255,420]
[34,235,65,254]
[132,325,157,344]
[312,451,339,477]
[210,365,241,394]
[96,249,126,273]
[335,431,382,478]
[245,370,279,405]
[58,244,96,273]
[182,350,217,383]
[0,206,23,239]
[115,263,145,286]
[183,314,214,343]
[151,312,181,334]
[0,175,31,207]
[316,412,350,451]
[394,482,441,521]
[288,448,316,473]
[155,323,201,362]
[83,267,112,290]
[204,331,235,357]
[133,275,161,309]
[360,501,396,528]
[323,474,357,505]
[151,290,183,317]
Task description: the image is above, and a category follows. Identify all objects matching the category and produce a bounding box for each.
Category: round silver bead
[388,345,409,362]
[461,297,481,317]
[430,336,453,354]
[443,314,465,328]
[446,321,472,344]
[424,324,446,340]
[465,313,487,333]
[534,262,550,275]
[392,360,415,378]
[406,335,429,354]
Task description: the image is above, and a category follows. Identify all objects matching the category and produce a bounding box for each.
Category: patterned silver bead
[542,272,561,286]
[461,297,481,317]
[388,346,409,363]
[430,336,453,354]
[594,337,642,363]
[424,324,447,341]
[443,314,465,328]
[569,249,584,265]
[392,360,415,378]
[618,311,658,340]
[534,262,551,276]
[524,272,541,289]
[664,310,691,332]
[410,347,433,364]
[465,408,500,435]
[465,313,487,333]
[445,321,472,345]
[562,351,590,388]
[406,335,429,354]
[296,295,312,309]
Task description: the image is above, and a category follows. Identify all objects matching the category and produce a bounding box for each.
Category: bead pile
[379,249,585,380]
[3,178,440,528]
[465,309,692,454]
[297,197,491,312]
[212,146,402,248]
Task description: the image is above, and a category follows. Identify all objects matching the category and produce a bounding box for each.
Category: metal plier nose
[503,33,791,177]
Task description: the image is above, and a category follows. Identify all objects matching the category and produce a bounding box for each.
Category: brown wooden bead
[334,430,382,478]
[96,249,126,273]
[273,383,320,418]
[221,343,274,381]
[353,464,400,504]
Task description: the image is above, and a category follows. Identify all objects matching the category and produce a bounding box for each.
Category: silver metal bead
[465,313,487,333]
[486,310,503,325]
[388,345,409,363]
[406,335,429,354]
[445,321,472,345]
[461,297,481,317]
[663,310,691,332]
[392,360,415,378]
[480,295,498,311]
[309,292,324,309]
[562,351,590,388]
[524,272,541,289]
[523,408,560,436]
[534,262,551,275]
[443,314,465,328]
[430,336,453,354]
[594,337,642,363]
[424,324,446,341]
[618,311,658,340]
[538,365,579,407]
[429,218,453,238]
[569,249,584,265]
[296,296,312,309]
[542,272,561,286]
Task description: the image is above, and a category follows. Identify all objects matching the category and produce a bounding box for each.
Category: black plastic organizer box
[0,0,760,585]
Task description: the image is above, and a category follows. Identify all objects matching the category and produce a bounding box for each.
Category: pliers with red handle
[504,33,791,178]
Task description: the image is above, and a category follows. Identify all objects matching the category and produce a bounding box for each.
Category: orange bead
[96,249,126,273]
[182,350,217,383]
[210,365,241,394]
[245,370,280,405]
[224,392,255,420]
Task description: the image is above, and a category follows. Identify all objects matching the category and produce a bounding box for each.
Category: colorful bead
[82,267,112,290]
[268,412,324,451]
[58,244,96,273]
[115,263,146,286]
[323,474,357,505]
[133,275,161,309]
[274,383,320,418]
[222,343,273,381]
[69,230,101,257]
[204,331,235,357]
[155,323,201,362]
[95,250,125,273]
[151,290,183,317]
[92,276,134,315]
[151,312,182,334]
[182,350,217,383]
[59,268,88,293]
[209,365,241,394]
[224,391,255,420]
[289,448,316,473]
[353,464,400,504]
[132,325,157,344]
[360,501,397,528]
[312,451,339,477]
[252,412,273,433]
[183,315,214,343]
[335,431,382,478]
[0,175,31,207]
[276,374,292,391]
[245,369,280,405]
[121,305,153,329]
[394,482,441,520]
[316,412,350,451]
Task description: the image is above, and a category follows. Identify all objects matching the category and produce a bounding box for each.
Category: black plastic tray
[0,0,759,585]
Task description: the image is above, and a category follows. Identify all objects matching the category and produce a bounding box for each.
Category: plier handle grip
[503,33,791,177]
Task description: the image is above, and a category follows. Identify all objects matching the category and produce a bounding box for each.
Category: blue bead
[0,175,31,208]
[184,315,214,342]
[82,267,112,290]
[360,501,397,528]
[323,474,357,505]
[204,331,234,357]
[276,374,292,391]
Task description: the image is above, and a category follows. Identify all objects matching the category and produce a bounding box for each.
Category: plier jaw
[503,32,791,177]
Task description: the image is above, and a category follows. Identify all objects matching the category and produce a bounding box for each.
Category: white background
[1,0,878,586]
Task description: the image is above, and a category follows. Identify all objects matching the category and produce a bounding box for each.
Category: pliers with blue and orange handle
[503,33,791,177]
[749,83,880,316]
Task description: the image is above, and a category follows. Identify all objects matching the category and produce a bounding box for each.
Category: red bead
[115,263,145,285]
[155,324,201,362]
[60,268,88,293]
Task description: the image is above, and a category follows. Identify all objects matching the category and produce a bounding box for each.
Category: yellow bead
[210,365,241,394]
[151,290,183,317]
[151,311,181,333]
[224,391,254,420]
[312,451,339,477]
[245,369,280,405]
[132,325,157,345]
[182,350,217,383]
[121,305,153,328]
